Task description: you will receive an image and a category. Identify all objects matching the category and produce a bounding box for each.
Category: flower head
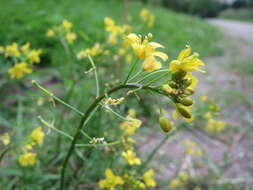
[21,43,30,54]
[1,133,10,145]
[122,150,141,165]
[62,19,72,30]
[120,116,142,136]
[28,49,42,64]
[65,32,76,44]
[18,152,37,166]
[30,127,45,146]
[99,169,124,190]
[5,43,20,57]
[140,8,155,28]
[46,29,55,37]
[8,62,32,79]
[143,169,156,187]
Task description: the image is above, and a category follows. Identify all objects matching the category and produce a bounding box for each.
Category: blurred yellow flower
[46,29,55,37]
[77,43,103,59]
[5,43,20,57]
[104,97,124,106]
[122,150,141,165]
[120,116,142,136]
[30,127,45,146]
[99,169,124,190]
[140,8,155,28]
[143,169,156,187]
[104,17,124,35]
[169,45,205,73]
[182,139,203,157]
[205,119,227,133]
[18,152,37,166]
[65,32,76,44]
[28,49,42,64]
[169,178,182,189]
[200,95,208,102]
[62,19,72,30]
[21,42,30,54]
[8,62,32,79]
[1,133,10,145]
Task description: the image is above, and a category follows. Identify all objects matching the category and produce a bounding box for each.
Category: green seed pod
[184,88,195,95]
[159,116,173,133]
[180,98,194,106]
[172,70,187,80]
[169,81,178,88]
[177,105,192,119]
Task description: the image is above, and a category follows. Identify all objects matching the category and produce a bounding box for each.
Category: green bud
[169,81,178,88]
[184,88,195,95]
[172,70,187,80]
[183,78,192,88]
[159,116,173,133]
[177,105,192,119]
[180,98,194,106]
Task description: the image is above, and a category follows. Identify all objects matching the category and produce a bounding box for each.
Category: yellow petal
[152,51,168,61]
[178,45,191,61]
[142,57,162,72]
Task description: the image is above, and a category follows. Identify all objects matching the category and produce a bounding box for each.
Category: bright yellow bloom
[143,169,156,187]
[120,116,142,136]
[30,127,45,146]
[104,97,125,106]
[104,17,124,35]
[62,19,72,30]
[21,43,30,54]
[77,43,103,59]
[126,33,168,72]
[8,62,32,79]
[1,133,10,145]
[140,8,155,28]
[46,29,55,37]
[99,169,124,190]
[169,178,182,189]
[186,73,198,89]
[18,152,37,166]
[122,150,141,165]
[5,43,20,57]
[65,32,76,44]
[169,45,205,73]
[127,109,136,118]
[28,49,42,64]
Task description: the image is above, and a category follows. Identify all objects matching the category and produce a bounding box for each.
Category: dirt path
[208,19,253,43]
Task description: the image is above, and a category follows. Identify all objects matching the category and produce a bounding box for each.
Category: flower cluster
[182,139,203,157]
[46,19,77,44]
[77,43,104,59]
[0,42,42,79]
[140,8,155,28]
[18,127,45,166]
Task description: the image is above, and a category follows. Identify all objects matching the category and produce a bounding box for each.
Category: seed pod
[159,116,173,133]
[180,98,194,106]
[184,88,195,95]
[161,85,173,95]
[177,105,192,119]
[172,70,187,80]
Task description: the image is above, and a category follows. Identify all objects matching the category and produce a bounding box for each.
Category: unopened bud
[180,98,194,106]
[183,78,192,88]
[184,88,195,95]
[159,116,173,133]
[162,85,173,95]
[172,70,187,80]
[169,81,178,88]
[177,104,192,119]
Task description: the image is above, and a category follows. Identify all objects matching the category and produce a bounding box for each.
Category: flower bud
[183,78,192,88]
[162,85,173,95]
[184,88,195,95]
[172,70,187,80]
[169,81,178,88]
[159,116,173,133]
[177,105,192,119]
[180,98,194,106]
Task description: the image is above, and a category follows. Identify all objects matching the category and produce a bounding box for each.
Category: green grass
[220,8,253,22]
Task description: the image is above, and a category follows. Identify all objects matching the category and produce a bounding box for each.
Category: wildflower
[8,62,32,79]
[143,169,156,187]
[108,34,118,45]
[18,152,37,166]
[128,109,136,118]
[21,43,30,54]
[62,19,72,30]
[126,33,168,72]
[99,169,124,189]
[5,43,20,57]
[169,45,205,73]
[65,32,76,44]
[205,119,227,133]
[77,43,103,59]
[105,97,125,106]
[120,116,142,136]
[185,73,198,89]
[30,127,45,146]
[104,17,124,35]
[1,133,10,145]
[122,150,141,165]
[46,29,55,37]
[169,178,182,189]
[28,49,42,64]
[140,8,155,28]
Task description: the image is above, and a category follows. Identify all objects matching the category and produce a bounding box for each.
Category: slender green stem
[32,80,84,116]
[76,140,121,148]
[137,69,168,83]
[88,55,100,98]
[60,83,167,189]
[0,145,12,165]
[123,59,139,84]
[38,116,74,140]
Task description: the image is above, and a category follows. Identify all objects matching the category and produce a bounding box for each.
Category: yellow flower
[107,34,118,45]
[205,119,227,133]
[5,43,20,57]
[30,127,45,146]
[143,169,156,187]
[186,73,198,89]
[46,29,55,37]
[28,49,42,64]
[65,32,76,44]
[1,133,10,145]
[169,178,182,189]
[120,116,142,136]
[99,169,124,190]
[122,150,141,165]
[18,152,37,166]
[62,19,72,30]
[8,62,32,79]
[104,17,124,35]
[140,8,155,28]
[21,43,30,54]
[105,97,125,106]
[77,43,103,59]
[126,33,168,72]
[127,109,136,118]
[169,45,205,73]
